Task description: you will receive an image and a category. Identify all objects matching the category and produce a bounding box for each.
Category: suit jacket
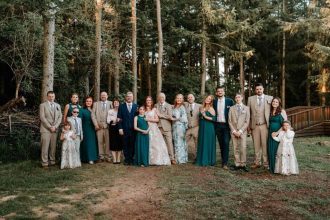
[155,102,173,132]
[39,101,62,133]
[67,116,83,140]
[213,97,234,124]
[247,94,273,129]
[117,102,138,133]
[184,102,201,128]
[92,100,113,129]
[228,104,250,134]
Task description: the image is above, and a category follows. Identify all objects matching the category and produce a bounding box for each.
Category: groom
[117,91,138,165]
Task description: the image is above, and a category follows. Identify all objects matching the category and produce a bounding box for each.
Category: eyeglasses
[73,111,79,113]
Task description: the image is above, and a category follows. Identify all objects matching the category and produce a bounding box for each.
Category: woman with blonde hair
[196,95,217,166]
[172,94,188,164]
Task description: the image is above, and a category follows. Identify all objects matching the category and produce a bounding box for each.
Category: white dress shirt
[217,97,226,123]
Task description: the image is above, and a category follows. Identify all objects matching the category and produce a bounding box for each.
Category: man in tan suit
[228,93,250,171]
[92,91,113,162]
[247,83,273,169]
[39,91,62,168]
[155,93,176,164]
[184,94,201,161]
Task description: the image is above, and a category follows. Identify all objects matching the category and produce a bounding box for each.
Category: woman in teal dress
[63,93,82,123]
[196,95,217,166]
[80,96,98,164]
[268,97,287,173]
[134,106,150,167]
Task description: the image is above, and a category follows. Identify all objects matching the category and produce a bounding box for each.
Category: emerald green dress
[80,108,98,162]
[268,113,284,173]
[134,115,149,166]
[196,111,216,166]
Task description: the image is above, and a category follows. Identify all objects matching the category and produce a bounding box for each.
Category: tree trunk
[108,64,112,95]
[306,63,311,106]
[156,0,163,94]
[281,0,287,108]
[131,0,137,100]
[239,54,244,96]
[200,23,207,96]
[94,0,102,101]
[114,16,120,96]
[84,74,89,97]
[41,16,55,102]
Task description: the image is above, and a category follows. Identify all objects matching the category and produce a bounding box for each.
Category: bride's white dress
[146,109,171,165]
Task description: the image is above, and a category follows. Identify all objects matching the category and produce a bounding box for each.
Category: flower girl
[60,122,81,169]
[271,121,299,175]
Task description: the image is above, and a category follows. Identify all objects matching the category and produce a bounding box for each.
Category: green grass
[0,136,329,219]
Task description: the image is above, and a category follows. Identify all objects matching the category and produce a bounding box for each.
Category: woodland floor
[0,136,329,220]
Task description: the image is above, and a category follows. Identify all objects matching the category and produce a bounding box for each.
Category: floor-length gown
[146,109,171,165]
[61,130,81,169]
[196,111,216,166]
[172,105,188,164]
[268,113,284,173]
[273,130,299,175]
[80,108,98,163]
[134,115,149,166]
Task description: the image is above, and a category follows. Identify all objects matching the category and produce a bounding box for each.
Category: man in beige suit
[92,91,113,162]
[228,93,250,171]
[247,83,273,169]
[39,91,62,168]
[155,93,176,164]
[184,94,201,161]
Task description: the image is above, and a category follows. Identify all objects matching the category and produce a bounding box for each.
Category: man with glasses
[39,91,62,168]
[92,91,113,162]
[67,107,83,165]
[184,94,201,161]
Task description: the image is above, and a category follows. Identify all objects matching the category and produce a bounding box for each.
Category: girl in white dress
[145,96,171,165]
[272,121,299,175]
[60,122,81,169]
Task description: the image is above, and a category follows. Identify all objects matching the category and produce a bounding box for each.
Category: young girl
[134,106,150,167]
[272,121,299,175]
[60,122,81,169]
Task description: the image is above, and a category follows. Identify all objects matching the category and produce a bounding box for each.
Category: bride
[144,96,171,165]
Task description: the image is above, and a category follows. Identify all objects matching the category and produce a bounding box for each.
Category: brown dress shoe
[223,165,229,170]
[251,164,261,169]
[171,160,177,165]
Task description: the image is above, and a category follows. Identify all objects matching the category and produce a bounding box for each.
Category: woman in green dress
[268,97,287,173]
[196,95,217,166]
[80,96,98,164]
[63,93,82,123]
[134,106,150,167]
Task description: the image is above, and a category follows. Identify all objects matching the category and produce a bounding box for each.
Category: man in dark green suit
[213,86,234,169]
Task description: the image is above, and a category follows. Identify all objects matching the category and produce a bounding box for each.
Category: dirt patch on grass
[0,195,17,204]
[90,166,166,220]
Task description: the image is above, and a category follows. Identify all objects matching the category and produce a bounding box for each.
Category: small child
[60,122,81,169]
[272,121,299,175]
[134,106,150,167]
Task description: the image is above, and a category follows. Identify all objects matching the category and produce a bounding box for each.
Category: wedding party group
[39,83,299,176]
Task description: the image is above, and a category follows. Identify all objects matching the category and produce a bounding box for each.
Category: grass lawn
[0,136,329,219]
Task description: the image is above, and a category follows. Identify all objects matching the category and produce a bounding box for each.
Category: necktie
[128,104,132,113]
[102,102,106,111]
[237,105,242,115]
[74,118,79,135]
[50,103,54,111]
[189,104,193,117]
[258,96,263,106]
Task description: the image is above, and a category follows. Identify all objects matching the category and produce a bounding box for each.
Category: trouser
[159,127,175,160]
[96,128,110,160]
[252,124,268,166]
[186,126,199,160]
[231,133,247,167]
[40,132,58,166]
[215,123,231,166]
[123,130,135,164]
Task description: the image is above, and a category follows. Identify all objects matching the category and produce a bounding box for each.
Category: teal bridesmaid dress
[80,108,98,162]
[134,115,149,166]
[196,111,216,166]
[268,113,284,173]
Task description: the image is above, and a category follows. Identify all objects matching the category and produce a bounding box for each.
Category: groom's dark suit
[117,102,138,164]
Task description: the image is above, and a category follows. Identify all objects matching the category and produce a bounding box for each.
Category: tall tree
[131,0,137,100]
[94,0,103,101]
[155,0,163,94]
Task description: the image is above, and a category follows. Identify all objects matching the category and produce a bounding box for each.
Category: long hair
[270,97,282,116]
[83,96,94,109]
[144,96,154,110]
[203,95,214,110]
[174,94,184,108]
